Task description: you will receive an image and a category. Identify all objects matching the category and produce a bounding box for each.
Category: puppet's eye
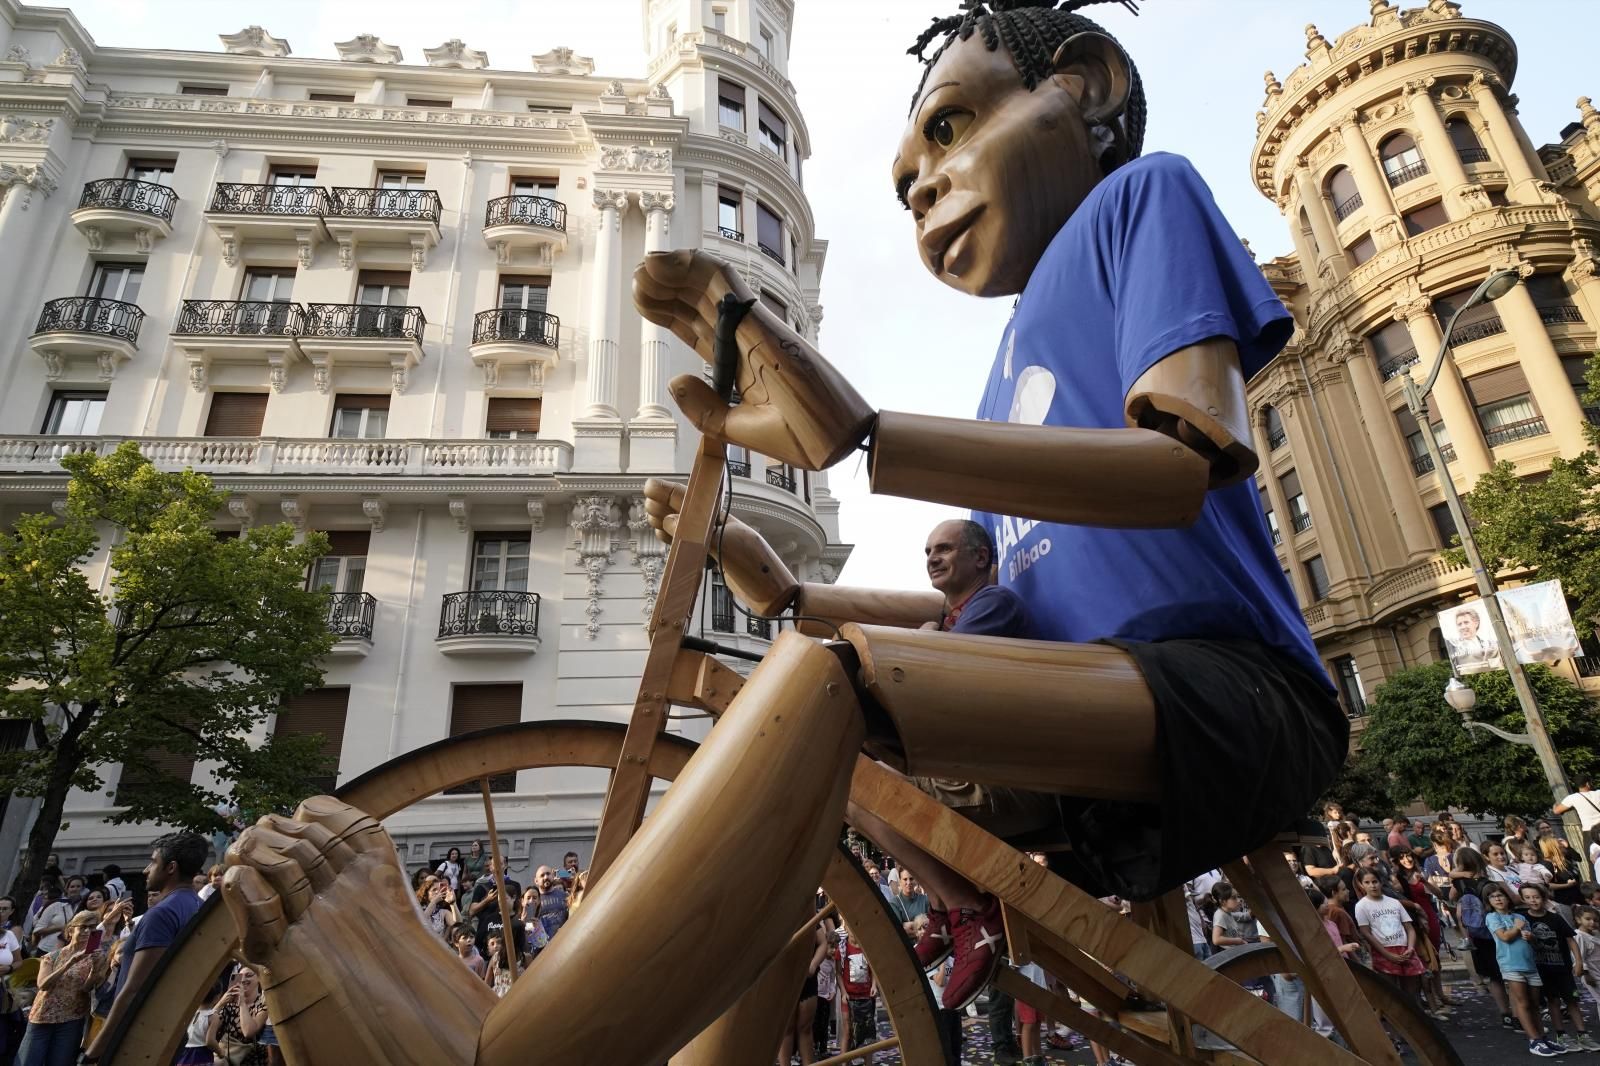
[925,107,972,148]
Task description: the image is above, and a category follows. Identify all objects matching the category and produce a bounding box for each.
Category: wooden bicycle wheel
[99,720,947,1066]
[1206,942,1464,1066]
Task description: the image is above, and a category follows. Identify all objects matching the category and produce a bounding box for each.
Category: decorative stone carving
[50,498,69,519]
[81,226,103,251]
[337,238,355,271]
[187,355,209,392]
[296,235,315,270]
[311,364,330,394]
[0,163,57,210]
[638,190,675,214]
[4,45,30,64]
[592,187,630,213]
[571,496,622,640]
[531,46,594,75]
[220,26,289,57]
[424,39,487,69]
[219,235,239,266]
[647,82,671,102]
[1412,0,1463,22]
[1263,70,1282,100]
[39,351,63,380]
[96,352,118,382]
[1392,294,1433,324]
[1579,97,1600,134]
[601,79,627,99]
[267,355,288,393]
[390,357,410,394]
[599,145,672,173]
[362,497,386,533]
[228,497,257,529]
[1304,23,1327,55]
[526,500,545,534]
[528,361,546,390]
[335,34,402,64]
[279,497,305,531]
[448,498,470,532]
[628,496,667,622]
[1456,183,1493,214]
[50,46,82,69]
[480,359,499,389]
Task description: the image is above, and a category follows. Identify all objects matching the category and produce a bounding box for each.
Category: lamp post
[1408,268,1581,854]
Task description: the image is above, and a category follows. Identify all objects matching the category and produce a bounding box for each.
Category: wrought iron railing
[766,467,795,492]
[1577,656,1600,679]
[326,592,376,640]
[1440,443,1457,463]
[437,590,540,639]
[718,226,744,242]
[1483,416,1549,447]
[711,606,735,633]
[727,458,751,478]
[471,308,559,348]
[1411,453,1435,476]
[1385,159,1430,187]
[1291,510,1313,533]
[1266,427,1287,451]
[1269,526,1281,546]
[746,614,772,639]
[174,300,305,337]
[1378,349,1420,381]
[1448,315,1505,347]
[303,303,425,341]
[1538,304,1585,326]
[1333,192,1363,222]
[209,182,326,216]
[1457,146,1492,165]
[758,242,784,266]
[78,178,178,221]
[33,297,145,343]
[326,186,442,224]
[484,194,567,231]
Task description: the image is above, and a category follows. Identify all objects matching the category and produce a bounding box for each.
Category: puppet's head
[893,0,1146,297]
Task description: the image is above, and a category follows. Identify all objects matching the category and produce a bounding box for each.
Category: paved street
[838,971,1588,1064]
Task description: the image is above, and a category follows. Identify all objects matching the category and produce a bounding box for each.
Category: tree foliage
[1316,751,1401,822]
[1352,660,1600,817]
[0,444,335,897]
[1447,352,1600,638]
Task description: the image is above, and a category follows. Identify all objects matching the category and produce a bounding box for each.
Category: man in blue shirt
[84,831,208,1063]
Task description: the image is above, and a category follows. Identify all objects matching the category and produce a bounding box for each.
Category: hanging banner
[1438,579,1581,675]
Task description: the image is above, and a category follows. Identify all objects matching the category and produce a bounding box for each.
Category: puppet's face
[891,31,1121,298]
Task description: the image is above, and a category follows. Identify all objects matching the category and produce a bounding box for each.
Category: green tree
[1447,351,1600,638]
[1354,660,1600,817]
[1316,752,1400,823]
[0,443,335,898]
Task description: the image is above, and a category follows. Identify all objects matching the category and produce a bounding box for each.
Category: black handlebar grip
[713,293,757,404]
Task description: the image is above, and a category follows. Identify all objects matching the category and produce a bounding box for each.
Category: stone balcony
[204,182,327,268]
[30,296,145,382]
[467,308,560,388]
[436,590,541,655]
[0,435,574,479]
[323,186,442,269]
[70,178,177,252]
[483,194,568,265]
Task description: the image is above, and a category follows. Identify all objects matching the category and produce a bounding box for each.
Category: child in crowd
[1575,906,1600,993]
[1485,883,1563,1057]
[840,928,876,1060]
[1515,843,1553,892]
[484,933,513,998]
[1354,869,1425,1003]
[451,923,486,979]
[1209,883,1258,951]
[1519,884,1599,1052]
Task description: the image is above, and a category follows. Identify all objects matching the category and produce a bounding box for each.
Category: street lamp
[1446,674,1540,746]
[1406,267,1580,853]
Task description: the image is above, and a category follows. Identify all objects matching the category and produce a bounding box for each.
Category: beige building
[1248,0,1600,726]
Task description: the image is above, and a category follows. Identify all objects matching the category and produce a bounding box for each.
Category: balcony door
[471,533,530,592]
[485,397,540,440]
[378,171,426,190]
[354,270,411,337]
[89,263,144,303]
[124,158,175,186]
[267,167,319,215]
[330,393,389,440]
[43,391,107,435]
[241,269,295,333]
[309,530,369,594]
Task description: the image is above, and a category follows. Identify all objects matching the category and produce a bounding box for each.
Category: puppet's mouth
[924,206,984,275]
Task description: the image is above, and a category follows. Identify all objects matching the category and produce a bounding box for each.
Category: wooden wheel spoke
[479,778,519,983]
[811,1035,899,1066]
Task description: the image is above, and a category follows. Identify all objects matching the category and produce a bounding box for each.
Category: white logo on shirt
[1002,328,1015,380]
[1009,365,1056,426]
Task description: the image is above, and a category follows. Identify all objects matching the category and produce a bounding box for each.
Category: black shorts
[1471,935,1502,981]
[799,972,819,1002]
[1539,964,1579,1001]
[1050,638,1348,901]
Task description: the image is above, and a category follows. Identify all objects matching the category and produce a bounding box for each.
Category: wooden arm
[791,584,944,637]
[1124,338,1257,489]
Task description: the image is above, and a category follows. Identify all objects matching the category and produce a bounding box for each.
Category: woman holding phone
[205,965,268,1065]
[16,910,109,1066]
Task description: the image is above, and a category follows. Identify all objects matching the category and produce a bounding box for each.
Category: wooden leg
[1222,847,1403,1066]
[1133,892,1200,1059]
[992,969,1190,1066]
[848,758,1368,1066]
[478,779,517,983]
[478,635,862,1065]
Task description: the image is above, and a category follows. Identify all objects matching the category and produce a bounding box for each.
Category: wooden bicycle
[96,299,1463,1065]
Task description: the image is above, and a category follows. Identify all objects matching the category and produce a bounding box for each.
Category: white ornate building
[0,0,850,883]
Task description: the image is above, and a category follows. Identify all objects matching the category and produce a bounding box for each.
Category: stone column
[700,169,721,236]
[1343,339,1434,556]
[1403,79,1473,218]
[1336,111,1399,229]
[1394,297,1493,479]
[574,188,629,473]
[1493,272,1589,456]
[1568,245,1600,329]
[630,191,679,470]
[741,182,760,248]
[1249,417,1311,605]
[1293,162,1344,278]
[1468,72,1541,197]
[1277,392,1354,585]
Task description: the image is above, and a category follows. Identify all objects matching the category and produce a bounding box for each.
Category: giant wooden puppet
[215,1,1348,1062]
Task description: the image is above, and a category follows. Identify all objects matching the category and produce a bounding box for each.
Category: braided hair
[906,0,1146,174]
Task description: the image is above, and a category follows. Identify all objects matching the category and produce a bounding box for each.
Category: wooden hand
[643,477,799,616]
[633,250,874,470]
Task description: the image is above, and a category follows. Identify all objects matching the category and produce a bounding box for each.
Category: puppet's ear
[1050,32,1132,126]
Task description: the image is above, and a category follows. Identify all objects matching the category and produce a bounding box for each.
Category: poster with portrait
[1436,580,1582,675]
[1439,598,1503,675]
[1499,579,1582,666]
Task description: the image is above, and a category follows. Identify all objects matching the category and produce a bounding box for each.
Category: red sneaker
[913,908,953,971]
[942,896,1006,1011]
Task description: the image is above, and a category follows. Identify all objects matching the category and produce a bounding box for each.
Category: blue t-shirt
[1486,910,1538,974]
[969,153,1327,690]
[114,887,202,999]
[946,585,1035,639]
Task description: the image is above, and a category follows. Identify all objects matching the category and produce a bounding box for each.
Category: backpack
[1457,889,1488,939]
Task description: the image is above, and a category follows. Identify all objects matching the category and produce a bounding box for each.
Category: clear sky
[54,0,1598,591]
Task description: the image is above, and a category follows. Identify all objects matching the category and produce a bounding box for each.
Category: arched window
[1380,132,1429,187]
[1263,405,1286,451]
[1446,117,1489,164]
[1298,207,1320,256]
[1327,167,1362,222]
